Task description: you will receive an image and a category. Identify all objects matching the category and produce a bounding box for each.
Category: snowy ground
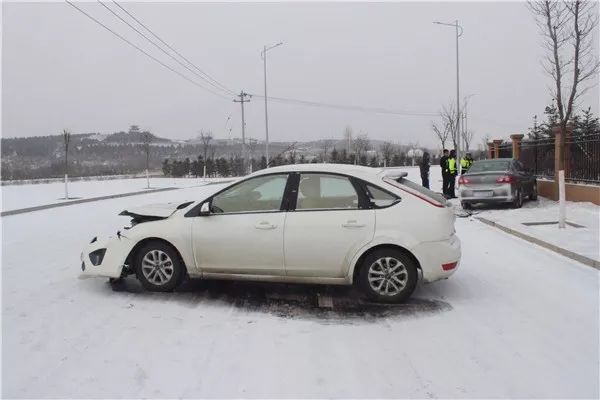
[1,169,599,398]
[1,176,232,212]
[475,198,599,262]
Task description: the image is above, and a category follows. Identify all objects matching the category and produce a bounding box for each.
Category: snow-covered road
[2,176,598,398]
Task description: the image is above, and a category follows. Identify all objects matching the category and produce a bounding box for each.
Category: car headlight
[89,248,106,266]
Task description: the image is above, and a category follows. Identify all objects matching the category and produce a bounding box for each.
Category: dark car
[458,158,538,209]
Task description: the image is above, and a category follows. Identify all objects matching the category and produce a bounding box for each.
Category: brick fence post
[487,142,494,159]
[493,139,503,159]
[510,134,525,159]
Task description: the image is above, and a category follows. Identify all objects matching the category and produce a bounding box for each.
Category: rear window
[468,160,511,173]
[383,177,447,207]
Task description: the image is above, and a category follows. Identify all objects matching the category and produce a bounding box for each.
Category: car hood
[119,201,194,219]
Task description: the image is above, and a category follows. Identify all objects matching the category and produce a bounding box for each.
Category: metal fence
[520,137,556,180]
[498,142,512,158]
[565,133,600,184]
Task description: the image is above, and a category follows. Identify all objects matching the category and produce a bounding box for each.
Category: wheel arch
[124,237,188,275]
[351,244,422,284]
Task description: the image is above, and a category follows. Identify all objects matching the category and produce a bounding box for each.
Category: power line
[97,0,233,97]
[249,94,439,117]
[65,0,230,100]
[111,0,234,96]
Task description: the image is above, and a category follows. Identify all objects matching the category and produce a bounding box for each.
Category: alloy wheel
[367,257,408,296]
[141,250,174,286]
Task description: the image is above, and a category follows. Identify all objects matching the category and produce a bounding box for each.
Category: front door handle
[255,221,277,230]
[342,220,366,228]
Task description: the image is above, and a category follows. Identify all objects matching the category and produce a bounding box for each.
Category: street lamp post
[463,93,477,151]
[434,20,463,174]
[261,42,283,167]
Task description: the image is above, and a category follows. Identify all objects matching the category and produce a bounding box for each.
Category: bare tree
[320,138,334,162]
[199,130,213,161]
[142,130,152,188]
[407,141,420,166]
[343,125,353,154]
[479,134,491,159]
[462,129,475,152]
[198,130,213,177]
[352,134,370,164]
[432,120,450,150]
[247,138,258,169]
[62,129,71,199]
[529,0,600,169]
[439,104,460,150]
[380,141,395,167]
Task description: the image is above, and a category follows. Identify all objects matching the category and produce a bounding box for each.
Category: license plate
[474,191,493,197]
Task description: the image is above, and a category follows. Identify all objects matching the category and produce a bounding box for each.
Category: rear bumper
[459,183,516,203]
[412,234,461,283]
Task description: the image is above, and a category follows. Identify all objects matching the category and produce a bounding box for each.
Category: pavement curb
[476,216,600,270]
[1,187,179,217]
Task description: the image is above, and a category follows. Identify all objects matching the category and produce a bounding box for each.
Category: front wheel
[135,241,185,292]
[358,249,418,303]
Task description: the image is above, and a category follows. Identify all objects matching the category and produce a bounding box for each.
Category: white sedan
[81,164,461,303]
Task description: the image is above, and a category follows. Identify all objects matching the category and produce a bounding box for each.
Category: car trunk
[461,172,508,187]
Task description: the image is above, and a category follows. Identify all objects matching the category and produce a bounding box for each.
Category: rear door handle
[342,220,366,228]
[255,221,277,230]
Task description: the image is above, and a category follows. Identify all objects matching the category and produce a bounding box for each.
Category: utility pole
[233,91,251,173]
[261,42,283,167]
[434,19,463,174]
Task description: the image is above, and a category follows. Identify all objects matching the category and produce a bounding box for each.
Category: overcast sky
[2,1,598,148]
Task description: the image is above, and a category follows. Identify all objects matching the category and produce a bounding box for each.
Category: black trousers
[447,174,456,197]
[421,175,429,189]
[442,173,449,195]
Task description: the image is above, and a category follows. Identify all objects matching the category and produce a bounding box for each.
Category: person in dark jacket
[447,149,458,198]
[440,149,449,196]
[420,151,430,189]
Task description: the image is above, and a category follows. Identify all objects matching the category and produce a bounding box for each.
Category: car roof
[248,163,389,182]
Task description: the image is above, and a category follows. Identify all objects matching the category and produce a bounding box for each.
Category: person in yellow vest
[447,149,458,198]
[460,152,474,174]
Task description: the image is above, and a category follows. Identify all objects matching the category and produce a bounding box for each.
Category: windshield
[468,160,511,173]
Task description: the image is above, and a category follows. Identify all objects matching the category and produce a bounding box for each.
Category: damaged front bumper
[80,234,134,279]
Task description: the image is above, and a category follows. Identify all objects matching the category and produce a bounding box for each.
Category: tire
[134,241,185,292]
[530,182,538,201]
[461,201,472,210]
[358,248,418,303]
[512,188,523,209]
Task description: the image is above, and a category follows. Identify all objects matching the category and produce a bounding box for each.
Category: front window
[296,174,359,210]
[211,174,288,213]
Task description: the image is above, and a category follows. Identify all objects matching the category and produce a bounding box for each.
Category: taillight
[496,175,515,183]
[458,176,470,184]
[442,262,457,271]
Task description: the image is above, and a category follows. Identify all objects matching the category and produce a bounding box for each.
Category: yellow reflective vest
[461,158,473,170]
[448,158,457,174]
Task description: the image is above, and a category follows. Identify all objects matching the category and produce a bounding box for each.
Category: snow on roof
[248,163,407,182]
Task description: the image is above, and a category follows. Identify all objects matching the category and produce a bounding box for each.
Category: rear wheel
[461,201,472,210]
[358,249,418,303]
[135,241,184,292]
[512,188,523,209]
[530,182,538,201]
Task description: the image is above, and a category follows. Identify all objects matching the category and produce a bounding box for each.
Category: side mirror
[199,202,211,216]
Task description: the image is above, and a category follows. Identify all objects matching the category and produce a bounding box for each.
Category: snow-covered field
[1,176,232,212]
[1,168,598,398]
